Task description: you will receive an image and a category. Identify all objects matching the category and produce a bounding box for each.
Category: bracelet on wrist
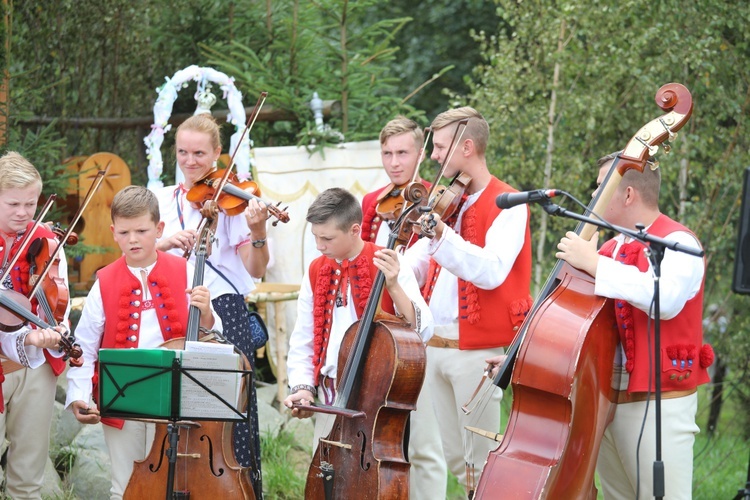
[290,384,317,397]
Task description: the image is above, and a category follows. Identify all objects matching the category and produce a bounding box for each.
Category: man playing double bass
[555,152,714,499]
[404,106,533,493]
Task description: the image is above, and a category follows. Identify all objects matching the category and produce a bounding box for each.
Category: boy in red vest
[66,185,220,499]
[283,187,433,448]
[556,153,713,499]
[0,151,73,499]
[360,117,447,499]
[404,106,533,493]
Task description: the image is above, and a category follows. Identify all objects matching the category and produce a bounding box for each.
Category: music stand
[98,349,252,500]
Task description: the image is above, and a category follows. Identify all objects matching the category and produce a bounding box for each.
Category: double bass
[124,209,255,500]
[292,204,427,499]
[472,83,693,498]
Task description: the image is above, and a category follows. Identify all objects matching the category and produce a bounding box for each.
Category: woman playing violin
[0,151,73,499]
[153,114,270,496]
[402,107,533,495]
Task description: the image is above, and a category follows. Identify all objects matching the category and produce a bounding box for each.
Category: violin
[413,119,472,238]
[27,230,76,326]
[0,288,83,361]
[186,168,290,225]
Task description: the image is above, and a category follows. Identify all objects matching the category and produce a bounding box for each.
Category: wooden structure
[246,283,300,403]
[64,152,131,291]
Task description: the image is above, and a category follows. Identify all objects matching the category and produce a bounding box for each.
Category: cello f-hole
[357,431,370,471]
[199,434,225,477]
[148,434,169,473]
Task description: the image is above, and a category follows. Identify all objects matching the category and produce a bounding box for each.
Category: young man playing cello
[555,153,713,499]
[404,106,533,493]
[283,187,433,447]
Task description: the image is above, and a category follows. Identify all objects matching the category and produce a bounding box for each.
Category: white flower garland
[144,65,251,189]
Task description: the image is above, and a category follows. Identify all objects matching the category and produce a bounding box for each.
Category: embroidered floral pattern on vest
[311,253,373,380]
[362,201,380,243]
[459,203,480,324]
[611,241,641,372]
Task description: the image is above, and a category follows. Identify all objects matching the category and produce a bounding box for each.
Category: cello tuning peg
[662,141,672,154]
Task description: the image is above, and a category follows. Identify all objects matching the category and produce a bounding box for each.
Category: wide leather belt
[616,387,697,404]
[426,335,459,349]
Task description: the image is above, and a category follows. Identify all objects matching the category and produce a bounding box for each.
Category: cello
[292,204,427,499]
[123,207,255,500]
[472,83,693,499]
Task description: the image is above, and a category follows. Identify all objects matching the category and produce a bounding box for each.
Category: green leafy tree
[466,0,750,450]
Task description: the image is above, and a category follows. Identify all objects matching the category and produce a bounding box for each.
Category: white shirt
[595,230,704,320]
[65,259,222,408]
[154,185,274,296]
[404,187,529,333]
[287,253,434,388]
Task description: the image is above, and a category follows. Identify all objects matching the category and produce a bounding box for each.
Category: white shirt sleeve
[595,231,704,319]
[395,253,433,342]
[0,327,47,368]
[286,273,316,388]
[429,204,528,289]
[65,280,105,408]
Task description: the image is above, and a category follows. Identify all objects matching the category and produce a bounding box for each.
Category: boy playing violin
[0,150,72,499]
[66,185,220,500]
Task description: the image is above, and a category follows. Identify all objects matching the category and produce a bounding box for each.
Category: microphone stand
[539,199,703,500]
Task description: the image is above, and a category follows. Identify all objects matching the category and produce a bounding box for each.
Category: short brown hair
[599,151,661,208]
[176,114,221,151]
[379,115,424,151]
[111,186,160,223]
[306,188,362,231]
[431,106,489,156]
[0,151,42,192]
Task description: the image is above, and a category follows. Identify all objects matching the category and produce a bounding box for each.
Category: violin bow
[184,91,268,260]
[26,163,110,300]
[424,119,469,207]
[0,194,57,286]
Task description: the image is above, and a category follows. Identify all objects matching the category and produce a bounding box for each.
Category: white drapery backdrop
[251,140,388,374]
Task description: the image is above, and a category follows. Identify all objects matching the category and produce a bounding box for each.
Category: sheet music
[179,347,243,419]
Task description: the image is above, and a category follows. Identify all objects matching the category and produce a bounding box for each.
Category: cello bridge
[318,438,351,449]
[176,453,201,459]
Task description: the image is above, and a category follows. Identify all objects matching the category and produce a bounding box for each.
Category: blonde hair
[111,185,160,223]
[0,151,42,192]
[176,114,221,151]
[598,151,661,208]
[431,106,489,156]
[379,115,424,151]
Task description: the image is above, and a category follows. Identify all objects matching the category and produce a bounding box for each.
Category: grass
[261,379,749,499]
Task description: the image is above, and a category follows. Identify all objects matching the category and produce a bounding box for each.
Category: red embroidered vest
[307,242,396,380]
[95,252,189,428]
[597,214,713,392]
[422,177,533,349]
[361,181,432,247]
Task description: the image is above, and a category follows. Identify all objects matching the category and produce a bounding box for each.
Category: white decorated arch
[144,65,252,189]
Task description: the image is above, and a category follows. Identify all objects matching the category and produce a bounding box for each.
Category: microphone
[496,189,561,209]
